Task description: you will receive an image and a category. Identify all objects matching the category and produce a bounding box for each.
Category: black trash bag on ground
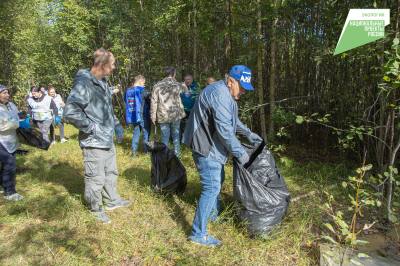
[17,128,50,150]
[146,141,187,194]
[233,141,290,235]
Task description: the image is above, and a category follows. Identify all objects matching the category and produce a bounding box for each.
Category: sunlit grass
[0,125,349,265]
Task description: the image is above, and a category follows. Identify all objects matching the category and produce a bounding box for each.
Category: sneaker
[92,210,111,224]
[188,235,221,247]
[104,199,131,211]
[50,141,56,146]
[60,138,68,143]
[4,193,24,201]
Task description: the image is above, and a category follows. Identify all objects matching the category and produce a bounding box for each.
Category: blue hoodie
[125,86,149,125]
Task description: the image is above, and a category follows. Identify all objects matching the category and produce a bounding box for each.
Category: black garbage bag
[146,141,187,194]
[233,141,290,235]
[17,128,50,150]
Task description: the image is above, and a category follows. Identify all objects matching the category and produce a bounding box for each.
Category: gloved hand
[115,124,124,143]
[247,132,263,145]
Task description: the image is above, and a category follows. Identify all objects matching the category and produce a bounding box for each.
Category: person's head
[206,77,216,85]
[164,66,176,78]
[48,85,56,97]
[226,65,254,100]
[184,74,194,87]
[0,85,10,104]
[134,75,146,87]
[30,86,42,99]
[91,48,116,79]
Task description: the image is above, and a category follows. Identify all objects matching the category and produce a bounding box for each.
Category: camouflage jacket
[150,77,187,123]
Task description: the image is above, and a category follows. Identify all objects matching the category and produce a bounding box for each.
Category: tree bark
[257,0,267,140]
[224,0,232,70]
[268,11,278,138]
[192,0,198,77]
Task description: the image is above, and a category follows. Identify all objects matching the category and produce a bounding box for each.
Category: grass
[0,125,352,265]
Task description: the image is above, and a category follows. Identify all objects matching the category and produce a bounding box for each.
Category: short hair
[48,85,56,92]
[93,48,114,67]
[207,77,216,84]
[134,75,145,83]
[31,86,40,93]
[184,74,193,79]
[164,66,176,77]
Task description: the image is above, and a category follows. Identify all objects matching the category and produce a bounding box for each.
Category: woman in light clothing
[27,86,58,144]
[48,86,67,143]
[0,85,23,201]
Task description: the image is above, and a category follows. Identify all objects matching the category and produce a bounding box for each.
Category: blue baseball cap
[229,65,254,91]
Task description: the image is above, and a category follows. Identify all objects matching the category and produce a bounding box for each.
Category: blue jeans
[159,120,181,156]
[191,153,225,238]
[131,121,150,153]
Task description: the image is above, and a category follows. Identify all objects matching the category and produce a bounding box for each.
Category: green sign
[334,9,390,55]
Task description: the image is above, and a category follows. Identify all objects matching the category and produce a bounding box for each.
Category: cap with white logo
[228,65,254,91]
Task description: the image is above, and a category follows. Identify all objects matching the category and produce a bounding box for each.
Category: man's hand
[237,152,250,165]
[247,132,263,145]
[115,124,124,143]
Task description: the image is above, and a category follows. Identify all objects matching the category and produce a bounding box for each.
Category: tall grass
[0,126,350,265]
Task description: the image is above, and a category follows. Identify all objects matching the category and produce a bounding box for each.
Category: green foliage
[322,164,378,247]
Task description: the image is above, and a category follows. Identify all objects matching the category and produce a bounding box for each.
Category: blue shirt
[182,80,251,164]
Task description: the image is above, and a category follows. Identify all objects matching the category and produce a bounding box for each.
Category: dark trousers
[0,144,16,195]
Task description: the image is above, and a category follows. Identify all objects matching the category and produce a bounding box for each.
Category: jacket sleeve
[212,95,247,160]
[236,119,252,138]
[150,86,158,123]
[63,81,94,133]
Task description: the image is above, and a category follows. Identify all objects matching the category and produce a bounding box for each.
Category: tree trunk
[268,15,278,139]
[224,0,232,70]
[192,0,198,77]
[257,0,267,140]
[139,0,145,73]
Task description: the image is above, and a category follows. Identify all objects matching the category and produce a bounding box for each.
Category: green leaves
[295,115,304,124]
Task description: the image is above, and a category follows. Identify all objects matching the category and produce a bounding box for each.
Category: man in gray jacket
[63,48,129,224]
[183,65,262,247]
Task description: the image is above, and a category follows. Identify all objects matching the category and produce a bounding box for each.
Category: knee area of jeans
[200,183,221,195]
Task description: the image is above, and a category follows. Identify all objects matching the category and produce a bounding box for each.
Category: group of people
[0,48,262,247]
[124,69,214,157]
[26,85,68,144]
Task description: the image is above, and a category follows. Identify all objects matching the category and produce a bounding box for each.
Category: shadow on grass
[123,161,200,235]
[0,223,100,265]
[1,184,100,265]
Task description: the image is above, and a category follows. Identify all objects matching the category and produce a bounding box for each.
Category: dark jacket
[63,69,119,149]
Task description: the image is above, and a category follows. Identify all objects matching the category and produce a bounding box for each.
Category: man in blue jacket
[183,65,262,247]
[125,75,151,155]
